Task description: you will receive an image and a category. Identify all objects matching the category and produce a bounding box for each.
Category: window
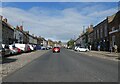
[97,29,99,39]
[100,27,103,38]
[104,24,107,37]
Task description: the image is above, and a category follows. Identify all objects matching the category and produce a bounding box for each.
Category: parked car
[28,44,34,51]
[14,43,29,52]
[53,47,60,53]
[75,46,89,52]
[74,46,79,51]
[67,46,72,49]
[46,46,52,50]
[9,45,18,55]
[0,44,2,57]
[35,45,41,50]
[1,44,11,57]
[41,46,46,50]
[9,45,21,55]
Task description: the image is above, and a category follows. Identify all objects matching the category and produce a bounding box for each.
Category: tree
[67,39,75,48]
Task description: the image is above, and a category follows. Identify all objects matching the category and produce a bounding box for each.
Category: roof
[2,20,14,31]
[108,14,116,23]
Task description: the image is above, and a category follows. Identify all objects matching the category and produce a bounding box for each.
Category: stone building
[1,17,14,45]
[14,25,29,44]
[0,16,2,44]
[14,26,24,43]
[75,25,93,48]
[47,39,54,47]
[37,36,43,45]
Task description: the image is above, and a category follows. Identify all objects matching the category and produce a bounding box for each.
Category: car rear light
[17,48,21,53]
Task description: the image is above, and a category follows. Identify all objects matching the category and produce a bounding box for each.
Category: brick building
[88,30,94,49]
[93,18,109,51]
[108,11,120,52]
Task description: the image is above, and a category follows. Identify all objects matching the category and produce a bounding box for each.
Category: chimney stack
[16,25,19,30]
[90,24,93,29]
[3,18,7,23]
[19,25,23,31]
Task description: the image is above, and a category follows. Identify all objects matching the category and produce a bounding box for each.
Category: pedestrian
[114,44,118,53]
[98,45,100,51]
[110,46,112,53]
[89,45,92,51]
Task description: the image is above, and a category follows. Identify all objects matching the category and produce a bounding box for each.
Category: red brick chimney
[19,25,23,31]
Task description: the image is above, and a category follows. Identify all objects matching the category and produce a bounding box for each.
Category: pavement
[3,48,118,82]
[1,50,49,78]
[90,50,120,57]
[75,50,120,61]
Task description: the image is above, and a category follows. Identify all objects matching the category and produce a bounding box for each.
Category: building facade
[14,26,29,44]
[88,31,94,49]
[47,39,54,47]
[14,26,24,43]
[93,18,109,51]
[108,11,120,52]
[0,16,2,45]
[2,18,14,45]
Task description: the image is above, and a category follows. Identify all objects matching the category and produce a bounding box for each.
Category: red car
[53,47,60,53]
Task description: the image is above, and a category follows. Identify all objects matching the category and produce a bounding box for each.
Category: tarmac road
[3,48,118,82]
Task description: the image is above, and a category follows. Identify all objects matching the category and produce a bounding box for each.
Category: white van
[14,43,28,52]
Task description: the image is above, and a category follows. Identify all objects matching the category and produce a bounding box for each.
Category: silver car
[1,44,11,57]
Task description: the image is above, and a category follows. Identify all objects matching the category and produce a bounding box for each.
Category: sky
[0,2,119,42]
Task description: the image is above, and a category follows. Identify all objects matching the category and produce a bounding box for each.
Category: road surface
[3,48,118,82]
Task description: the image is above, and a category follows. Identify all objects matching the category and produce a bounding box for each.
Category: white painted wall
[14,29,23,43]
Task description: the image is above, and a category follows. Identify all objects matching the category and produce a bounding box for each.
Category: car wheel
[10,52,13,55]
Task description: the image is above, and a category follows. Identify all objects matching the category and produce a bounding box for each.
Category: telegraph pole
[118,1,120,11]
[83,26,85,33]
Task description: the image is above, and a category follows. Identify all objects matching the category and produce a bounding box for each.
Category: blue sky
[3,2,117,11]
[1,2,118,42]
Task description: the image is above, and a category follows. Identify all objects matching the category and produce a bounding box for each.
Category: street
[3,48,118,82]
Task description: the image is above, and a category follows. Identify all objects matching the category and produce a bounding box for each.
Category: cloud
[1,3,117,42]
